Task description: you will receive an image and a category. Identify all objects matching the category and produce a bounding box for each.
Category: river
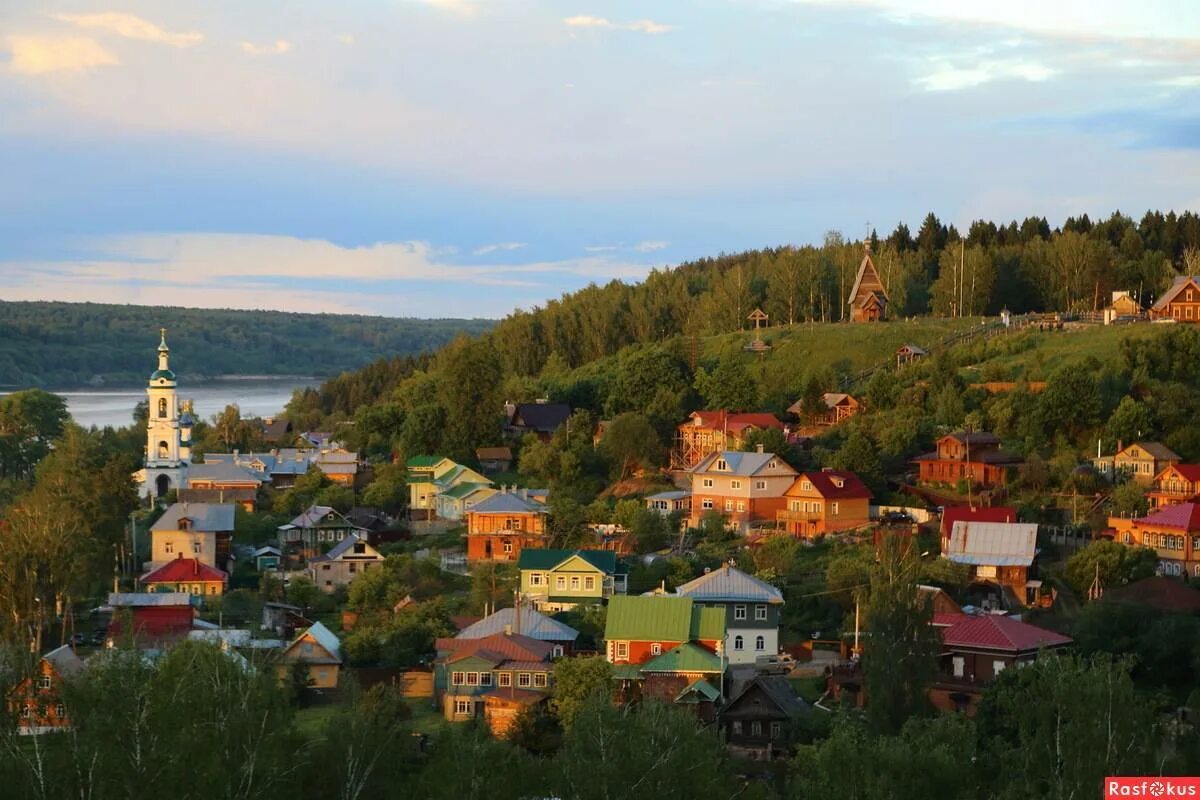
[14,377,314,429]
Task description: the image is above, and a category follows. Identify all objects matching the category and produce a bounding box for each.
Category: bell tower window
[158,441,169,459]
[158,398,168,418]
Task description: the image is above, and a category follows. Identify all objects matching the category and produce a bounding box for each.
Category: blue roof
[471,492,547,515]
[673,564,784,604]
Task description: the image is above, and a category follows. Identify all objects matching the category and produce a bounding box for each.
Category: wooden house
[140,556,228,599]
[671,410,786,471]
[786,393,860,427]
[1109,291,1143,316]
[307,534,386,593]
[475,446,513,473]
[14,645,84,734]
[687,449,799,534]
[453,606,579,656]
[1108,502,1200,579]
[847,244,889,322]
[465,488,549,562]
[517,549,628,613]
[1148,464,1200,508]
[433,631,556,727]
[1094,441,1181,486]
[106,592,196,649]
[503,401,572,441]
[644,490,692,516]
[938,506,1017,551]
[777,469,872,538]
[275,621,342,690]
[913,432,1022,488]
[276,505,367,563]
[721,677,810,760]
[944,521,1040,607]
[1150,276,1200,322]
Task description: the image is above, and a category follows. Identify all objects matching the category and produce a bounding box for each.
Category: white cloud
[634,240,669,252]
[473,241,527,255]
[917,59,1056,91]
[563,15,674,34]
[417,0,476,16]
[1161,75,1200,87]
[584,245,619,252]
[337,33,356,45]
[6,35,119,74]
[240,40,293,56]
[50,12,204,47]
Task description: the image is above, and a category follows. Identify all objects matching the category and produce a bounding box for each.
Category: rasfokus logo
[1107,778,1200,798]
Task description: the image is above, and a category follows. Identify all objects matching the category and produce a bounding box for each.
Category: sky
[2,0,1199,319]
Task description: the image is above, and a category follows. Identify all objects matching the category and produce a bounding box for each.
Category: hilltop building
[135,330,194,499]
[847,243,889,322]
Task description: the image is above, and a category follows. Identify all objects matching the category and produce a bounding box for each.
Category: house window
[21,705,32,719]
[717,459,728,471]
[158,441,169,459]
[584,576,595,590]
[480,673,493,687]
[732,721,742,736]
[751,721,762,736]
[38,675,52,690]
[322,564,331,571]
[552,645,564,657]
[952,657,965,678]
[503,540,513,553]
[993,660,1007,676]
[731,480,742,490]
[702,499,714,510]
[571,576,580,590]
[530,573,542,586]
[348,564,357,573]
[192,541,202,554]
[498,672,512,687]
[755,635,765,651]
[650,643,662,655]
[813,502,822,513]
[165,541,174,554]
[455,700,471,715]
[556,576,567,590]
[755,604,767,621]
[831,502,839,516]
[451,671,465,685]
[616,642,629,659]
[466,672,479,685]
[54,703,65,719]
[518,673,532,687]
[770,721,782,739]
[755,480,766,490]
[801,481,812,491]
[1123,532,1132,545]
[534,673,548,688]
[702,478,714,488]
[734,605,747,620]
[734,635,744,651]
[318,531,326,542]
[790,501,800,512]
[725,500,734,512]
[737,501,746,512]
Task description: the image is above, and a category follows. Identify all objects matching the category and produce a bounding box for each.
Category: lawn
[293,697,450,740]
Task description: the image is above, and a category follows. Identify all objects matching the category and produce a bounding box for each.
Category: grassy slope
[959,322,1170,381]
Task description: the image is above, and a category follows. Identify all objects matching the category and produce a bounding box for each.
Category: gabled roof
[141,558,229,584]
[186,462,263,485]
[673,564,784,604]
[605,596,726,642]
[151,503,236,533]
[439,632,553,664]
[940,614,1072,653]
[456,606,578,642]
[406,455,449,469]
[946,521,1038,567]
[1118,441,1180,462]
[42,644,84,679]
[939,506,1016,537]
[847,249,889,307]
[1157,463,1200,484]
[284,505,359,530]
[641,642,722,673]
[1103,576,1200,613]
[476,446,513,460]
[308,533,385,563]
[685,411,784,433]
[689,450,796,477]
[516,548,619,574]
[674,678,721,704]
[439,482,495,501]
[942,431,1001,447]
[645,490,690,502]
[470,491,547,515]
[1133,502,1200,531]
[725,675,810,718]
[786,470,872,500]
[509,402,572,433]
[285,621,342,664]
[1151,275,1200,311]
[108,592,191,607]
[896,343,928,355]
[821,392,857,408]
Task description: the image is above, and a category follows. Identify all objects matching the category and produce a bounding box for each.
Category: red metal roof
[438,632,553,664]
[1165,464,1200,483]
[141,558,228,584]
[1134,502,1200,531]
[940,506,1016,538]
[941,614,1072,653]
[108,606,196,643]
[686,411,784,433]
[788,470,872,500]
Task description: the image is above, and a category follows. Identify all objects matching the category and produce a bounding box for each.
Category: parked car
[755,653,797,675]
[880,510,914,524]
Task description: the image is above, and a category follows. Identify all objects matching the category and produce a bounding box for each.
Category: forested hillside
[0,301,493,388]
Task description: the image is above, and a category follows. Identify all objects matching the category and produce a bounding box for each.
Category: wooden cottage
[847,244,889,322]
[1150,276,1200,322]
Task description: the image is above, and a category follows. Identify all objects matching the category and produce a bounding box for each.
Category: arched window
[158,398,168,418]
[733,635,744,651]
[755,635,765,651]
[158,441,169,458]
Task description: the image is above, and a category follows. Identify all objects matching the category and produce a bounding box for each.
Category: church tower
[142,329,189,498]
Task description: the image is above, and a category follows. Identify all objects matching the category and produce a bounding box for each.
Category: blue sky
[2,0,1199,317]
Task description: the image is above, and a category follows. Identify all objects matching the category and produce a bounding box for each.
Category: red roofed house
[1108,502,1200,579]
[433,631,556,732]
[140,555,228,599]
[777,469,872,537]
[930,613,1072,715]
[939,506,1017,551]
[1147,464,1200,509]
[106,592,196,649]
[671,411,786,471]
[914,432,1022,489]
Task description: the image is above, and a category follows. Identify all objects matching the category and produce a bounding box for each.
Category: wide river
[11,377,315,429]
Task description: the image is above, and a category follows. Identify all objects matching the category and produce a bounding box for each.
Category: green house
[517,549,628,613]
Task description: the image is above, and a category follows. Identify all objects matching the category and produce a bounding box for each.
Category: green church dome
[150,369,176,382]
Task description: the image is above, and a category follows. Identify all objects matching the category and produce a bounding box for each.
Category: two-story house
[275,621,342,690]
[777,469,872,537]
[721,676,810,761]
[405,455,493,520]
[687,449,799,533]
[140,555,228,599]
[434,631,556,730]
[276,505,367,564]
[454,606,579,656]
[1150,275,1200,322]
[944,521,1040,607]
[1148,464,1200,508]
[671,411,786,471]
[939,506,1017,551]
[307,534,386,593]
[1108,502,1200,578]
[465,488,549,562]
[504,401,573,441]
[149,502,236,572]
[672,564,784,664]
[914,432,1023,488]
[1094,441,1181,486]
[179,461,262,511]
[14,645,84,734]
[517,549,628,612]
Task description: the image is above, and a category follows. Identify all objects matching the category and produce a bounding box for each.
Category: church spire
[157,328,170,373]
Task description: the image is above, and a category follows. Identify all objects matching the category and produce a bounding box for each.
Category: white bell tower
[142,329,189,499]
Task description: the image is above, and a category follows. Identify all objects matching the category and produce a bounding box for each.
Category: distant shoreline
[0,375,321,393]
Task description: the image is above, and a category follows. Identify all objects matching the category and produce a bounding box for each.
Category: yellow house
[516,549,628,612]
[275,621,342,690]
[1094,442,1181,486]
[140,556,228,599]
[405,456,493,520]
[149,502,235,571]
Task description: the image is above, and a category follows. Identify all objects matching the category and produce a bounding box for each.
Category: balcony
[776,510,823,523]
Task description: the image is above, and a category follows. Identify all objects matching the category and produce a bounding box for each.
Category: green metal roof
[149,369,176,381]
[691,606,726,641]
[642,643,723,674]
[674,678,721,703]
[605,596,694,642]
[517,548,618,574]
[405,455,445,469]
[440,482,493,501]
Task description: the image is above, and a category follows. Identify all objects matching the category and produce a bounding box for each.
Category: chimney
[503,624,513,636]
[1117,439,1123,453]
[519,488,528,500]
[756,444,764,454]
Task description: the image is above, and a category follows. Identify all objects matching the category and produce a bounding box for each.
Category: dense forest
[0,301,493,388]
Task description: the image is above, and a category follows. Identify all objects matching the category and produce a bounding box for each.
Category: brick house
[687,449,799,533]
[777,469,872,538]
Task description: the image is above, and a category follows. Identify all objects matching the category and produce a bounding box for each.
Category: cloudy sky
[2,0,1199,318]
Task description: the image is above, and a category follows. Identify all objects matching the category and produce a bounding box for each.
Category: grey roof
[689,450,795,477]
[510,402,572,433]
[308,533,384,563]
[42,644,84,678]
[470,492,548,515]
[108,592,191,607]
[457,607,579,642]
[1122,441,1181,461]
[946,521,1038,567]
[295,621,342,662]
[673,564,784,604]
[726,676,810,718]
[285,505,341,529]
[254,546,282,556]
[645,490,691,502]
[187,462,263,484]
[150,503,235,533]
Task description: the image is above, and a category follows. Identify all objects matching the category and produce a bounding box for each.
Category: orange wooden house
[1150,276,1200,322]
[776,469,872,537]
[465,488,549,562]
[1108,502,1200,579]
[13,645,83,734]
[847,244,889,322]
[1148,464,1200,509]
[914,432,1022,488]
[671,410,785,471]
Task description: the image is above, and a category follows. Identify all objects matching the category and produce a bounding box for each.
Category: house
[14,645,84,734]
[721,676,810,760]
[275,621,342,690]
[259,417,295,445]
[277,505,367,563]
[454,606,579,656]
[254,546,282,571]
[465,488,549,562]
[475,446,514,473]
[1108,502,1200,578]
[504,400,572,441]
[938,505,1017,551]
[671,411,786,471]
[435,481,497,521]
[930,613,1072,715]
[787,393,861,427]
[913,432,1022,489]
[847,243,889,322]
[777,469,872,538]
[307,534,386,593]
[645,490,692,516]
[177,486,258,512]
[434,631,556,727]
[672,564,784,665]
[405,455,493,520]
[106,592,196,649]
[687,449,800,534]
[261,601,310,639]
[1094,442,1181,486]
[517,549,628,612]
[149,502,236,571]
[896,343,928,368]
[1150,275,1200,322]
[204,447,359,489]
[1148,464,1200,508]
[944,521,1040,607]
[1109,290,1143,317]
[140,555,228,599]
[184,461,263,492]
